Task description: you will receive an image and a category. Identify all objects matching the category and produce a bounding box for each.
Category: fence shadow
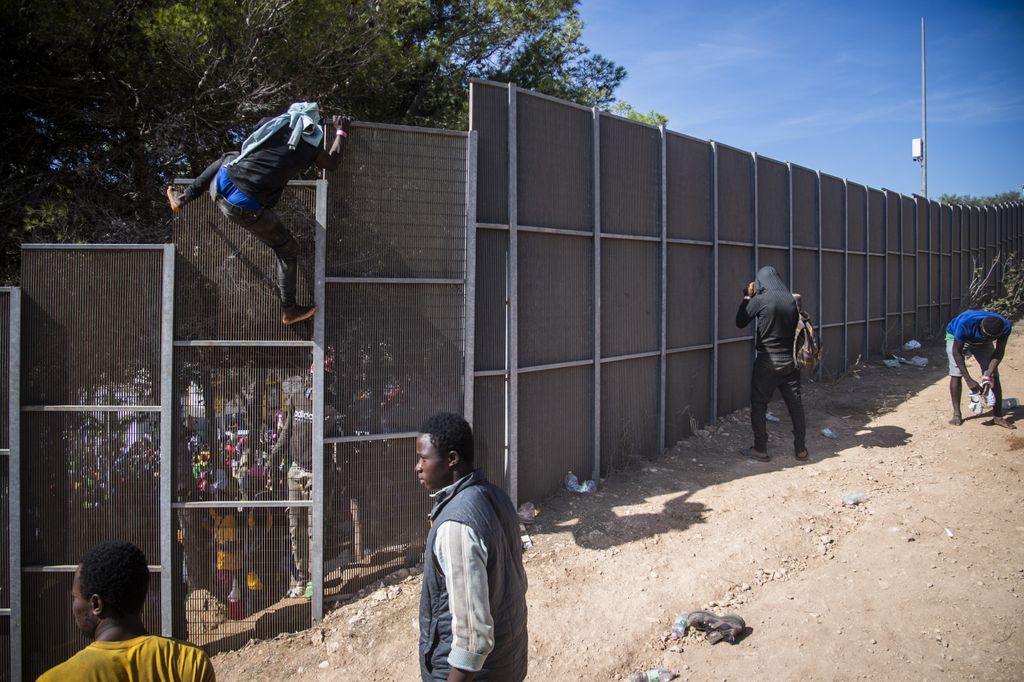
[527,340,948,550]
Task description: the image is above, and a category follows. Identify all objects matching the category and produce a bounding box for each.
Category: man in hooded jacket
[735,265,808,461]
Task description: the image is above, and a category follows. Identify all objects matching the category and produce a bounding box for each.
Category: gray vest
[419,470,528,681]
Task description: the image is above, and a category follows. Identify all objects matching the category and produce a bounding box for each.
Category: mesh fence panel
[849,254,867,321]
[756,156,788,246]
[599,115,660,236]
[847,322,866,365]
[716,145,753,243]
[0,458,7,608]
[469,81,509,225]
[517,93,593,231]
[869,255,885,316]
[518,233,593,366]
[822,252,845,325]
[868,188,886,254]
[474,230,508,372]
[21,249,163,406]
[792,250,819,323]
[173,186,316,342]
[666,245,713,348]
[324,282,464,436]
[173,346,311,503]
[174,505,309,652]
[600,357,659,474]
[848,183,867,253]
[758,248,789,285]
[820,174,844,250]
[665,350,712,443]
[518,365,592,502]
[473,375,508,491]
[718,245,755,338]
[0,292,8,449]
[792,166,818,247]
[601,240,659,357]
[21,411,160,566]
[820,327,845,377]
[325,125,466,279]
[717,342,753,416]
[666,134,712,241]
[321,439,427,604]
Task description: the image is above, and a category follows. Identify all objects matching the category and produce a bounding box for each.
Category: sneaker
[166,186,185,213]
[282,305,317,325]
[302,581,313,600]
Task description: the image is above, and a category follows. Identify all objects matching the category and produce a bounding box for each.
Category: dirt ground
[213,328,1024,681]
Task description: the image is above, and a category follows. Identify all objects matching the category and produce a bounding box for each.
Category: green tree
[607,102,668,127]
[0,0,626,283]
[938,190,1023,206]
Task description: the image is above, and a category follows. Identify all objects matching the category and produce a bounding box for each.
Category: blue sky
[578,0,1024,198]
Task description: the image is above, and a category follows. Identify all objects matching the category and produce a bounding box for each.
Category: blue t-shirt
[946,310,1011,343]
[216,165,262,210]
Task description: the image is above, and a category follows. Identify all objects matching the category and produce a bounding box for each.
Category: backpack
[793,300,821,370]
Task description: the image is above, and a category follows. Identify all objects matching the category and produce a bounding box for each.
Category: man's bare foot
[948,414,963,426]
[989,416,1017,430]
[166,186,184,212]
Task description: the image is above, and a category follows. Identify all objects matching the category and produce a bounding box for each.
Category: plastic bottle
[564,472,596,494]
[968,390,983,416]
[670,613,688,639]
[226,575,246,620]
[842,492,868,506]
[629,669,678,682]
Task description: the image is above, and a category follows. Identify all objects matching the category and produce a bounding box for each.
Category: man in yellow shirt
[37,541,215,681]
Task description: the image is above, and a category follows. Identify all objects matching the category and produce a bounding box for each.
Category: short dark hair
[79,541,150,615]
[420,412,474,466]
[981,314,1006,339]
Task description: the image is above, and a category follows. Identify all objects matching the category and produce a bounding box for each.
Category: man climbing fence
[167,102,349,325]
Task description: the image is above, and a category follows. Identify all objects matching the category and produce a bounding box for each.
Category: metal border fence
[469,78,1024,505]
[1,85,1021,679]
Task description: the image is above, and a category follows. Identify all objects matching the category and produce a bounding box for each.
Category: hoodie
[736,265,799,369]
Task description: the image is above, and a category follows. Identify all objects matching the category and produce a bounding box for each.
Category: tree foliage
[938,190,1023,207]
[0,0,626,283]
[607,101,668,127]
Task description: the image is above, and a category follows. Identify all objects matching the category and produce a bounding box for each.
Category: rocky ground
[213,328,1024,681]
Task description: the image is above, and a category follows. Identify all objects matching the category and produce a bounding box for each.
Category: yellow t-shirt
[36,635,215,682]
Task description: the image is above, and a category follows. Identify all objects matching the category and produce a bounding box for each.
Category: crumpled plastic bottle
[968,390,984,415]
[564,471,596,494]
[629,669,678,682]
[670,613,688,639]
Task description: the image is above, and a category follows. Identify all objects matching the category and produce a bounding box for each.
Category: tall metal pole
[922,16,927,197]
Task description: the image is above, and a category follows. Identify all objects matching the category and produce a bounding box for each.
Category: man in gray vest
[415,413,528,681]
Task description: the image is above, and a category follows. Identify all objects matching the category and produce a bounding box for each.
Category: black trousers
[215,196,300,308]
[750,356,806,453]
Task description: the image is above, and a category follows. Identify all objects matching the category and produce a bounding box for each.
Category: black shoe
[282,305,317,325]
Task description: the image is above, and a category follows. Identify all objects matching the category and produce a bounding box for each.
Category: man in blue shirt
[945,310,1014,429]
[167,103,349,325]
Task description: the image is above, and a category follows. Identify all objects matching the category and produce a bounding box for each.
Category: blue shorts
[946,338,994,377]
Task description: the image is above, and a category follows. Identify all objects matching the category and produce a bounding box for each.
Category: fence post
[8,287,21,682]
[311,178,327,623]
[658,126,667,454]
[464,131,479,424]
[591,108,602,483]
[710,142,720,422]
[815,171,823,379]
[507,83,519,506]
[843,179,849,371]
[160,244,175,636]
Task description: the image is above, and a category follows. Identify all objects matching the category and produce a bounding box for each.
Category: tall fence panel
[322,122,472,605]
[0,288,13,681]
[18,246,171,680]
[171,182,319,651]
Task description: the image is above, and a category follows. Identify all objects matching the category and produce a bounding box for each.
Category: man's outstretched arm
[167,154,231,212]
[315,115,351,172]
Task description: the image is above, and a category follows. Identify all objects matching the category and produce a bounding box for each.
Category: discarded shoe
[282,305,317,325]
[681,610,747,644]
